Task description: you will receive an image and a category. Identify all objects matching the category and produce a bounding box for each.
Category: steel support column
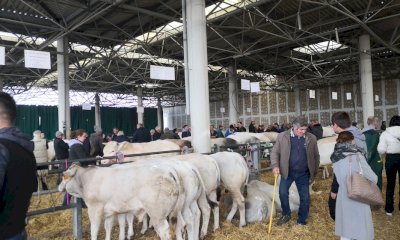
[0,77,3,92]
[294,86,301,116]
[157,98,163,129]
[57,37,71,138]
[186,0,211,153]
[137,87,144,124]
[94,93,101,130]
[228,65,239,124]
[359,34,375,126]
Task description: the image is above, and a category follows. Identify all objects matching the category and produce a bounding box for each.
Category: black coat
[132,127,151,143]
[90,134,104,157]
[181,131,191,138]
[114,135,130,143]
[309,124,323,140]
[69,142,93,166]
[153,132,162,141]
[54,138,69,159]
[249,123,256,133]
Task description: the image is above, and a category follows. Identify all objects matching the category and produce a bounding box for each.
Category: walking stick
[268,174,278,235]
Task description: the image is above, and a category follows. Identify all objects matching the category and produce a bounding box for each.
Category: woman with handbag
[377,115,400,216]
[331,131,378,240]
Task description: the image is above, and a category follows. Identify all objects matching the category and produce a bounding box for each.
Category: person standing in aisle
[0,92,37,240]
[271,116,320,225]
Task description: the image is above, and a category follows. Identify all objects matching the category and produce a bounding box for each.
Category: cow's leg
[190,201,202,240]
[104,214,115,240]
[126,213,135,239]
[153,219,171,240]
[117,213,126,240]
[175,211,186,240]
[88,205,103,240]
[209,190,220,231]
[197,193,211,239]
[230,191,246,228]
[140,213,149,234]
[226,199,238,223]
[182,205,195,240]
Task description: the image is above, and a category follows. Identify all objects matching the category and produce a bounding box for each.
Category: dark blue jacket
[132,127,151,143]
[0,127,37,239]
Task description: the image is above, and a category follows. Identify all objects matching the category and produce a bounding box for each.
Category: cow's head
[58,164,83,197]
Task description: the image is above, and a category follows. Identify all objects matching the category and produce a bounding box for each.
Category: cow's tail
[169,168,186,221]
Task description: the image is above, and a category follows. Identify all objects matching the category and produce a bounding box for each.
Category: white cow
[248,179,300,218]
[114,158,214,240]
[132,153,221,236]
[262,132,279,142]
[223,178,300,223]
[322,126,336,137]
[209,151,249,228]
[102,140,181,164]
[172,153,221,231]
[58,163,183,240]
[225,132,262,145]
[181,136,227,150]
[317,136,337,179]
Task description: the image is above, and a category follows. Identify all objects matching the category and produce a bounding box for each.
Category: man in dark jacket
[114,131,130,143]
[271,116,320,226]
[0,92,37,240]
[132,123,151,143]
[153,126,162,140]
[249,120,256,133]
[181,125,191,138]
[308,119,323,140]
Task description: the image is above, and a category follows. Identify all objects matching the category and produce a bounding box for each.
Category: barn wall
[15,106,158,138]
[165,78,399,130]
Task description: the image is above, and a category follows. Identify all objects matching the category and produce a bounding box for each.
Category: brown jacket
[270,130,320,182]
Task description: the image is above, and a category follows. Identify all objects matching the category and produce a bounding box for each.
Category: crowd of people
[271,112,400,240]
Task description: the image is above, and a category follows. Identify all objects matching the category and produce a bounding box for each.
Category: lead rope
[65,159,70,205]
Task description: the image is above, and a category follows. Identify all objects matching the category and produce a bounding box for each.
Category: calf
[102,140,181,164]
[209,151,249,228]
[58,163,183,240]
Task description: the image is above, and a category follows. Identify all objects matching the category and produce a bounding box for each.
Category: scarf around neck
[330,142,365,163]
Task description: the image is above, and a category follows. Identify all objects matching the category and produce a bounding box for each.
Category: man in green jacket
[271,116,320,226]
[362,116,382,190]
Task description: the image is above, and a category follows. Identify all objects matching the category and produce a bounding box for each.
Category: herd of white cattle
[38,126,338,240]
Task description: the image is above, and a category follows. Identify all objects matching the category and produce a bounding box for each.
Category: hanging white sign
[246,107,251,113]
[24,50,51,69]
[220,107,225,113]
[82,103,91,110]
[375,95,379,102]
[309,89,315,99]
[241,79,250,91]
[250,82,260,93]
[332,92,338,100]
[346,92,352,100]
[150,65,175,80]
[0,46,5,65]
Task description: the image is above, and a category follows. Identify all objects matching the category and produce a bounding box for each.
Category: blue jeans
[279,171,310,224]
[5,229,27,240]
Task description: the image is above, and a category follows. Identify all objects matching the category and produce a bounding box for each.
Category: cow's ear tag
[63,174,70,181]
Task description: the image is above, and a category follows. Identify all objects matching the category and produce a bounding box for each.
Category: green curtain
[15,105,158,139]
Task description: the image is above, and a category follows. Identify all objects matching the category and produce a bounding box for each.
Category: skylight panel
[293,40,347,55]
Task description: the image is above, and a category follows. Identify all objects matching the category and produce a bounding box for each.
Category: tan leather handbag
[347,156,384,206]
